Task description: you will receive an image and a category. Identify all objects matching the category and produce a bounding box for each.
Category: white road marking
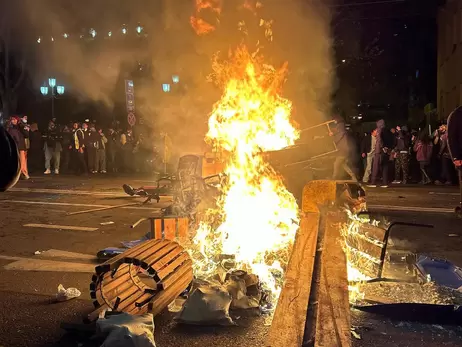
[3,258,95,273]
[24,223,99,232]
[9,187,129,196]
[8,187,173,201]
[428,192,459,196]
[369,204,453,213]
[0,200,163,211]
[37,249,96,261]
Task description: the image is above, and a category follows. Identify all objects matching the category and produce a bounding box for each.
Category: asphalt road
[0,175,461,346]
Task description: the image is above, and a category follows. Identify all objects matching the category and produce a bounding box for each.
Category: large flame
[192,46,300,304]
[190,0,222,35]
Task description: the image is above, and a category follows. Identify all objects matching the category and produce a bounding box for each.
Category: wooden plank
[315,212,351,347]
[267,212,320,347]
[23,224,98,232]
[149,247,183,273]
[127,240,170,266]
[344,234,383,259]
[95,239,160,274]
[140,243,178,270]
[154,252,190,280]
[158,260,193,290]
[149,270,193,316]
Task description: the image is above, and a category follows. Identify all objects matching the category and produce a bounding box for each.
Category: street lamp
[40,78,64,120]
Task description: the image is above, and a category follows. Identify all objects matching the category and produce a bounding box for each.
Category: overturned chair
[88,239,193,321]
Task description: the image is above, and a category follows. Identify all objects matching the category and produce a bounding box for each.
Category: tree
[0,3,27,118]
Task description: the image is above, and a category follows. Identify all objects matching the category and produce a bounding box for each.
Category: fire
[192,46,300,306]
[190,0,222,35]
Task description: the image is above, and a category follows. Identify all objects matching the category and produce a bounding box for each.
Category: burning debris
[186,0,300,314]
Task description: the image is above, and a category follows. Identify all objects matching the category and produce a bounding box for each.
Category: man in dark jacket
[392,125,411,184]
[448,106,462,169]
[43,120,62,174]
[370,119,394,187]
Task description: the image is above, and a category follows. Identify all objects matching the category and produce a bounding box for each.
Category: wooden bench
[89,239,193,321]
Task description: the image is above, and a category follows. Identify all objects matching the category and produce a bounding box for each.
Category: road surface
[0,175,461,346]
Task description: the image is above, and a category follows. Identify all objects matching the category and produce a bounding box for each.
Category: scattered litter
[97,313,156,347]
[55,284,81,302]
[100,221,115,226]
[34,251,42,255]
[351,328,361,340]
[176,279,235,326]
[448,234,459,237]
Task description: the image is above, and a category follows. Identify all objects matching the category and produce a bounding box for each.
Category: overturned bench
[88,239,193,321]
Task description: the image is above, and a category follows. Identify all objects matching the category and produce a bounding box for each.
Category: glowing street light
[40,86,49,96]
[48,78,56,88]
[90,28,96,38]
[63,33,69,38]
[108,31,112,37]
[122,25,127,35]
[41,78,65,120]
[136,24,143,34]
[37,37,41,44]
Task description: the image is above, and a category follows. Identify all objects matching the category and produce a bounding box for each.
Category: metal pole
[51,88,55,120]
[164,134,167,174]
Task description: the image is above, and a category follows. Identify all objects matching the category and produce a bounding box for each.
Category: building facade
[437,0,462,120]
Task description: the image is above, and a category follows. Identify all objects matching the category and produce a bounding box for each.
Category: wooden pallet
[88,239,193,321]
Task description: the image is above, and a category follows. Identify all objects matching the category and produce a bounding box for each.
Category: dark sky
[332,0,441,121]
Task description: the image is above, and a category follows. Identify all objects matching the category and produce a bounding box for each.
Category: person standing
[43,120,62,174]
[71,122,87,175]
[86,125,98,173]
[370,119,393,187]
[106,128,119,173]
[392,125,411,184]
[361,129,377,184]
[7,116,29,179]
[60,125,73,173]
[28,123,43,173]
[331,115,357,181]
[413,133,433,184]
[94,128,108,173]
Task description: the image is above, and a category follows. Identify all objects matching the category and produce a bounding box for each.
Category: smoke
[21,0,333,154]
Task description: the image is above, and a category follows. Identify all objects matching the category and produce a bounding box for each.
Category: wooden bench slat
[149,247,183,273]
[154,252,189,281]
[95,239,161,274]
[125,240,170,265]
[141,244,178,271]
[149,270,193,316]
[158,259,192,290]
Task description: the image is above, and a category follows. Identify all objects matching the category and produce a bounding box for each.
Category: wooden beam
[267,212,320,347]
[315,212,351,347]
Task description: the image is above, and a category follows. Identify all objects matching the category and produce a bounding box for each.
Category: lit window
[172,75,180,84]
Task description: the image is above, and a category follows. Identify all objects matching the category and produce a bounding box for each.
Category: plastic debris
[55,284,81,302]
[97,313,156,347]
[100,221,115,226]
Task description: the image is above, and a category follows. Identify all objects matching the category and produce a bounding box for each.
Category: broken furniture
[89,239,193,321]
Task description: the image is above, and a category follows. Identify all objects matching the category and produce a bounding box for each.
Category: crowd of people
[5,115,166,180]
[335,118,460,187]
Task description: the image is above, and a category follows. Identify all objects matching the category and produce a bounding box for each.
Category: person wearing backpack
[413,132,433,184]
